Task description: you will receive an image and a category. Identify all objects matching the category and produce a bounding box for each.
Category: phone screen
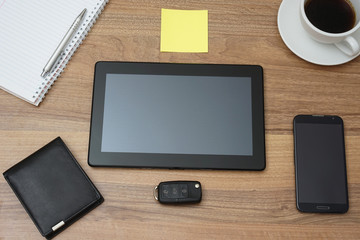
[294,115,348,213]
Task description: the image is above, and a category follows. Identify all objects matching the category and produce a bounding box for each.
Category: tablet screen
[101,74,253,156]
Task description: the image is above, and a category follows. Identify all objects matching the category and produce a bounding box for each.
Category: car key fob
[154,181,202,204]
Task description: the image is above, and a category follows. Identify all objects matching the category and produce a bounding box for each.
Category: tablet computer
[88,62,265,170]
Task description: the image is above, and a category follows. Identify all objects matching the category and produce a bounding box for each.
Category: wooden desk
[1,0,359,239]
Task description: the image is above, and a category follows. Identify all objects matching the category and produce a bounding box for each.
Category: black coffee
[305,0,356,33]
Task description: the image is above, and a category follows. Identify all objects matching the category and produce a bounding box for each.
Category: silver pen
[41,8,87,77]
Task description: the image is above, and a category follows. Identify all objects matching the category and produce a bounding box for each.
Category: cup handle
[335,36,360,56]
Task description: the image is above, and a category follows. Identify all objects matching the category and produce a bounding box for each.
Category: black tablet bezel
[88,62,265,170]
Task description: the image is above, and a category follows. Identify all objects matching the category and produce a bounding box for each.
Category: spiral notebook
[0,0,108,106]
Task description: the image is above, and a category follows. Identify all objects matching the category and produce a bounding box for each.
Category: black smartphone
[293,115,349,213]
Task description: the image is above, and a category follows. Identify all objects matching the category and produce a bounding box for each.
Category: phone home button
[316,205,330,210]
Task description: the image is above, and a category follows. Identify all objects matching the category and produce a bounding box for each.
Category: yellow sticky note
[161,9,208,53]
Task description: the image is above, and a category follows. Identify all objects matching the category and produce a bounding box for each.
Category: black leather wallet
[3,137,104,239]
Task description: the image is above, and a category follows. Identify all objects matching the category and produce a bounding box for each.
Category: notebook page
[0,0,107,105]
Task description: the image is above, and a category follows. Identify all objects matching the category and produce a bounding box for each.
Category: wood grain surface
[1,0,359,239]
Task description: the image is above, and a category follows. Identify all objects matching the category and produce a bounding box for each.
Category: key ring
[153,185,159,201]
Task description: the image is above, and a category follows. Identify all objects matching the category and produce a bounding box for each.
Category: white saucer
[277,0,360,65]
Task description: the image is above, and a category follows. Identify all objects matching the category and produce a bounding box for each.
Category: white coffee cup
[300,0,360,56]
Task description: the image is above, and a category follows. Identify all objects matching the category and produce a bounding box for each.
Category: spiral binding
[34,0,109,105]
